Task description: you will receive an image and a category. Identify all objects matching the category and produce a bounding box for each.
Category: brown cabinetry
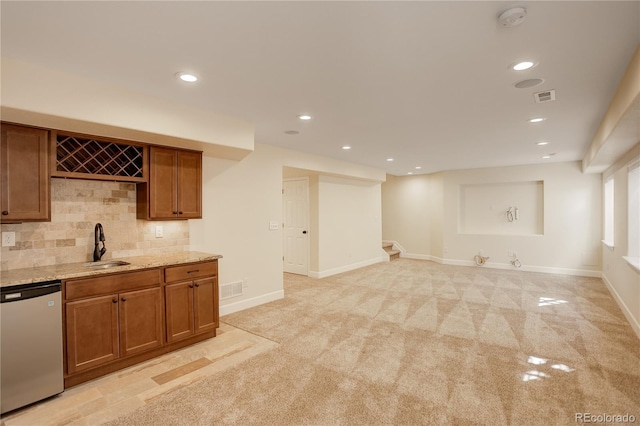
[64,270,164,376]
[166,277,218,343]
[62,259,219,388]
[137,146,202,220]
[0,123,50,222]
[65,295,119,374]
[165,261,218,343]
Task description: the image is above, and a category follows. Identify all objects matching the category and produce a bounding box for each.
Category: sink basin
[84,260,131,269]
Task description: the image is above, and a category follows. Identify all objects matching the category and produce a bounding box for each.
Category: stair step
[382,242,400,260]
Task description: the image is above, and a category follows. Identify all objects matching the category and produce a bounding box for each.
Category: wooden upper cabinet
[137,146,202,220]
[176,150,202,219]
[1,123,50,222]
[149,147,178,219]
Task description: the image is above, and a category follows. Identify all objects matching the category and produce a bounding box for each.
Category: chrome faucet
[93,223,107,262]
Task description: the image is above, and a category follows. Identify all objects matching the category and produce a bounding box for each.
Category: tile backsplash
[1,179,190,271]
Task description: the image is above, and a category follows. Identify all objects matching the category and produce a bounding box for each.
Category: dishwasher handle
[1,281,61,303]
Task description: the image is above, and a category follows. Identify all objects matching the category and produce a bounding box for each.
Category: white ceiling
[2,1,639,175]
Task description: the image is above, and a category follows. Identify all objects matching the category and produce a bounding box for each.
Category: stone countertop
[0,251,222,288]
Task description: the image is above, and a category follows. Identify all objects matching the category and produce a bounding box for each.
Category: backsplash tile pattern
[0,179,189,271]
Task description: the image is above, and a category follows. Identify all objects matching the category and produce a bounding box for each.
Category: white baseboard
[440,258,601,277]
[400,253,601,278]
[602,273,640,340]
[309,256,386,279]
[220,290,284,316]
[403,253,439,262]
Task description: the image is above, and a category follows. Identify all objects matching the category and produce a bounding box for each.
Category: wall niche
[459,180,544,236]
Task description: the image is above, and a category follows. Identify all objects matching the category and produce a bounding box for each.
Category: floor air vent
[534,89,556,103]
[220,281,244,300]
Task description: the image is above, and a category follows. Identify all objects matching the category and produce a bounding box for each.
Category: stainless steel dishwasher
[1,280,64,414]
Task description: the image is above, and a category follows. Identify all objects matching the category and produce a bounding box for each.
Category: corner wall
[602,143,640,337]
[382,161,602,276]
[316,176,383,277]
[191,144,386,315]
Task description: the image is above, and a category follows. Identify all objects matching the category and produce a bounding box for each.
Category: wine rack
[53,133,147,182]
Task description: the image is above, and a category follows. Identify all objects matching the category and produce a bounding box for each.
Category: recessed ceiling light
[387,158,394,162]
[175,72,198,83]
[542,153,556,159]
[407,172,413,175]
[529,117,546,123]
[536,141,549,146]
[342,146,351,150]
[297,114,312,121]
[512,61,535,71]
[415,166,422,170]
[284,130,300,135]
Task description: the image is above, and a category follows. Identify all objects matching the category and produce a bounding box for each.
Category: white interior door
[283,178,309,275]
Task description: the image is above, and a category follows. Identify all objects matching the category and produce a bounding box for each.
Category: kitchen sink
[84,260,131,269]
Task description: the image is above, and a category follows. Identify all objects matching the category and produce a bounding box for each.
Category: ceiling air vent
[534,89,556,103]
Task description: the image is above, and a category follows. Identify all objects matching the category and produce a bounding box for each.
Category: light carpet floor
[108,259,640,425]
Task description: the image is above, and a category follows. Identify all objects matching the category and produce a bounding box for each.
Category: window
[603,178,614,248]
[624,161,640,272]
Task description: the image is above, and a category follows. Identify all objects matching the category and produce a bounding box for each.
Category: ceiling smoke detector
[498,7,527,27]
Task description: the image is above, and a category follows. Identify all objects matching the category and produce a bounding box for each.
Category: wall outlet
[155,226,163,238]
[2,232,16,247]
[269,221,279,230]
[507,250,514,257]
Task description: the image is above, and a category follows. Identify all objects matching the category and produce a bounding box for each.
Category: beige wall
[583,45,640,172]
[1,57,254,160]
[382,161,602,276]
[382,174,432,256]
[443,162,601,274]
[429,173,444,258]
[602,143,640,336]
[316,176,383,277]
[0,179,189,270]
[191,144,386,315]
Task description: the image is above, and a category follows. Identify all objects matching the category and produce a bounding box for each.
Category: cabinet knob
[112,298,118,303]
[189,284,194,288]
[121,297,127,302]
[1,211,8,216]
[172,211,178,215]
[195,283,200,287]
[178,211,183,215]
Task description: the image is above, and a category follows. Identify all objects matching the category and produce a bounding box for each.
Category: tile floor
[0,324,278,426]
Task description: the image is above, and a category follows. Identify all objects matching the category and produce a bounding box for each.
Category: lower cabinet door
[119,287,164,357]
[165,281,194,343]
[66,295,119,374]
[194,277,217,334]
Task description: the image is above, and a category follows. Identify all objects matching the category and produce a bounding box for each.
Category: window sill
[622,256,640,274]
[601,240,615,250]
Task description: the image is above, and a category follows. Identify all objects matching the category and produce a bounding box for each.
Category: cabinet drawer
[65,269,162,300]
[165,261,217,283]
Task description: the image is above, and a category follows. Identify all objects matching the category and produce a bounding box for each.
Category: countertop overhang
[0,251,222,288]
